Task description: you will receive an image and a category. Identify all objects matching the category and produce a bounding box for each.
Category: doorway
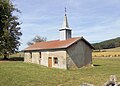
[48,57,52,67]
[39,52,41,64]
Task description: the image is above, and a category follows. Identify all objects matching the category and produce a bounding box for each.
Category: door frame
[48,57,52,67]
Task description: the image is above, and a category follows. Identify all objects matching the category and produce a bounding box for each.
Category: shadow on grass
[0,57,24,61]
[93,64,101,66]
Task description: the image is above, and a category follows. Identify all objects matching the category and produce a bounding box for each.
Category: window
[39,52,41,58]
[30,52,32,58]
[54,57,58,64]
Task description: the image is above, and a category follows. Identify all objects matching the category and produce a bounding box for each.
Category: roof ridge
[24,37,93,51]
[35,39,59,44]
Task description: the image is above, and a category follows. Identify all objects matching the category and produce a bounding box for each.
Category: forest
[93,37,120,50]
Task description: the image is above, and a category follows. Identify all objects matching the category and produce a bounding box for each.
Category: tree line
[93,37,120,50]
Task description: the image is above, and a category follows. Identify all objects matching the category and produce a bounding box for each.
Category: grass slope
[0,58,120,86]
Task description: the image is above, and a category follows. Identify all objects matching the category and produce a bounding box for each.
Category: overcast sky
[14,0,120,50]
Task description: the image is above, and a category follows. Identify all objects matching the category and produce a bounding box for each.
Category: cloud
[14,0,120,50]
[73,16,120,43]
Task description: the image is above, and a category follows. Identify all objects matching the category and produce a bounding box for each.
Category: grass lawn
[0,58,120,86]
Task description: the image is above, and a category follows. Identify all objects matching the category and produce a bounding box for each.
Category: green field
[0,58,120,86]
[103,47,120,52]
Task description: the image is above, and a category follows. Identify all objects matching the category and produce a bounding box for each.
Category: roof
[24,37,94,51]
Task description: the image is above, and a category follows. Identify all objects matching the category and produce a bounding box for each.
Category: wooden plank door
[48,57,52,67]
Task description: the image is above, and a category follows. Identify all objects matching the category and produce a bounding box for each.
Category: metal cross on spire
[65,7,67,16]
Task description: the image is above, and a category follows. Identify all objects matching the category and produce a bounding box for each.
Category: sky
[13,0,120,50]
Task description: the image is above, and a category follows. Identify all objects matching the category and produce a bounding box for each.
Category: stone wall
[24,50,67,69]
[31,52,41,64]
[66,40,92,69]
[41,50,67,69]
[24,52,32,63]
[24,52,41,64]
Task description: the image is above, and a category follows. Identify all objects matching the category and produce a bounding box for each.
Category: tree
[27,36,47,46]
[93,37,120,50]
[0,0,22,59]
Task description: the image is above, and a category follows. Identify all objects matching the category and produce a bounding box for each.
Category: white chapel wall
[41,50,67,69]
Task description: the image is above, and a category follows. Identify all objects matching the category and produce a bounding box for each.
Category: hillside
[93,37,120,50]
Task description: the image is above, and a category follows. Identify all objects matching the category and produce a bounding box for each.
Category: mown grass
[92,47,120,57]
[92,51,120,57]
[0,58,120,86]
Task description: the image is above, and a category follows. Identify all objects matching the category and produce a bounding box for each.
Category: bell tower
[59,8,72,40]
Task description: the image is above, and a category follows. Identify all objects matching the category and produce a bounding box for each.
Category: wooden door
[48,57,52,67]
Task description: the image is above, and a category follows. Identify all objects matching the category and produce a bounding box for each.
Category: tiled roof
[24,37,94,51]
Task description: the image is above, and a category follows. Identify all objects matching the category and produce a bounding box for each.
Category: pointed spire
[62,7,69,28]
[59,7,72,40]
